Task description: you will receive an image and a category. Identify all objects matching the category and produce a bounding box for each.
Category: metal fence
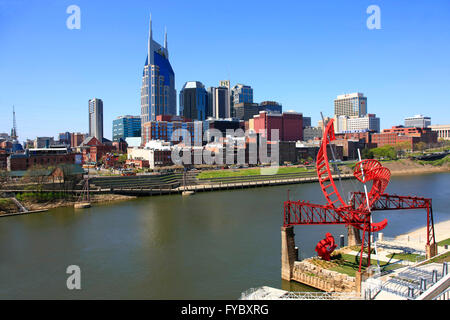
[240,287,362,300]
[432,287,450,300]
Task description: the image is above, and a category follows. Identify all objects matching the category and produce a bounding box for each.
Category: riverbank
[382,159,450,176]
[0,194,136,214]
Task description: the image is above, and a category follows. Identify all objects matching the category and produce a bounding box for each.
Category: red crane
[283,119,436,272]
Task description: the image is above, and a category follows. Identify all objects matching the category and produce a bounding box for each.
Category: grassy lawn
[437,238,450,246]
[422,251,450,264]
[197,166,311,179]
[329,253,403,277]
[386,252,423,262]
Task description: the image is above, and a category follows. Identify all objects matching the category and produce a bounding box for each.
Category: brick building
[6,148,78,171]
[253,111,303,142]
[372,126,438,150]
[80,136,114,164]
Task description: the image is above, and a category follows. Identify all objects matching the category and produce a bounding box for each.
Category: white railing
[280,291,362,300]
[240,287,362,300]
[433,287,450,300]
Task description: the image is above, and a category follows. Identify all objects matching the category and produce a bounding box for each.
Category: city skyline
[1,0,450,141]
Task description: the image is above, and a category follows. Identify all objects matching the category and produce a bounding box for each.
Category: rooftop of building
[335,93,365,99]
[115,115,141,120]
[182,81,205,89]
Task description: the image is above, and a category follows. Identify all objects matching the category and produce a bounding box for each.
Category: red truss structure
[283,119,436,272]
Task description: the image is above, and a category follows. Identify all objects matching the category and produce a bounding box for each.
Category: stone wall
[291,260,356,292]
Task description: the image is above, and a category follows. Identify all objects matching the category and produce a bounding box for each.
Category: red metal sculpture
[283,118,436,272]
[315,233,337,261]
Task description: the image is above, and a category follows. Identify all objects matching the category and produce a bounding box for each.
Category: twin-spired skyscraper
[140,14,176,126]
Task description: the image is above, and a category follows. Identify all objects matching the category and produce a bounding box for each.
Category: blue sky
[1,0,449,141]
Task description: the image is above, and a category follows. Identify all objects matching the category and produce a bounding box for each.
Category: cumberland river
[1,172,449,299]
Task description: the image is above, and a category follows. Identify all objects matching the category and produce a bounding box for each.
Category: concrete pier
[281,226,296,281]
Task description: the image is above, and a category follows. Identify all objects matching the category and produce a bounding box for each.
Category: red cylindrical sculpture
[315,233,337,261]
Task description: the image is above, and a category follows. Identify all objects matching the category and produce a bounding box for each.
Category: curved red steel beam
[316,119,347,208]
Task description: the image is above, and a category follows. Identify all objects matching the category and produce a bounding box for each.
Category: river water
[1,172,449,299]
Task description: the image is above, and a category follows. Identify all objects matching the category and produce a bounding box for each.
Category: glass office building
[231,84,253,105]
[112,115,142,142]
[179,81,207,121]
[141,15,176,126]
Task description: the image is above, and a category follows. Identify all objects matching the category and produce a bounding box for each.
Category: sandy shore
[396,219,450,243]
[22,194,137,211]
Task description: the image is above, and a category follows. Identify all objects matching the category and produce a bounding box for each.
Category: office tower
[333,115,349,133]
[112,115,142,142]
[233,102,260,121]
[334,93,367,117]
[231,84,253,106]
[140,14,176,126]
[206,87,216,118]
[89,98,103,142]
[302,117,311,128]
[206,81,231,119]
[347,114,380,132]
[404,115,431,128]
[259,101,282,114]
[179,81,207,121]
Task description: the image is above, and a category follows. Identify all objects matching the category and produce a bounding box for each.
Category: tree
[371,145,397,160]
[117,154,128,165]
[361,147,374,159]
[414,142,427,152]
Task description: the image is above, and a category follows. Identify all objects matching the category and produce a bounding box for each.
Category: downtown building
[89,98,104,142]
[140,15,176,125]
[258,101,282,114]
[334,93,367,117]
[231,84,253,118]
[179,81,207,121]
[334,113,380,133]
[112,115,141,142]
[372,126,438,150]
[404,115,431,128]
[207,81,231,119]
[429,124,450,140]
[252,111,303,142]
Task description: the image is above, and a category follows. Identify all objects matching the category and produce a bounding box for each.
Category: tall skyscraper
[89,98,103,142]
[207,83,231,119]
[334,93,367,117]
[179,81,207,121]
[140,14,176,126]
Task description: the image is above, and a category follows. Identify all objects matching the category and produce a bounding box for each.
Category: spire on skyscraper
[164,26,167,48]
[147,13,152,66]
[164,26,168,58]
